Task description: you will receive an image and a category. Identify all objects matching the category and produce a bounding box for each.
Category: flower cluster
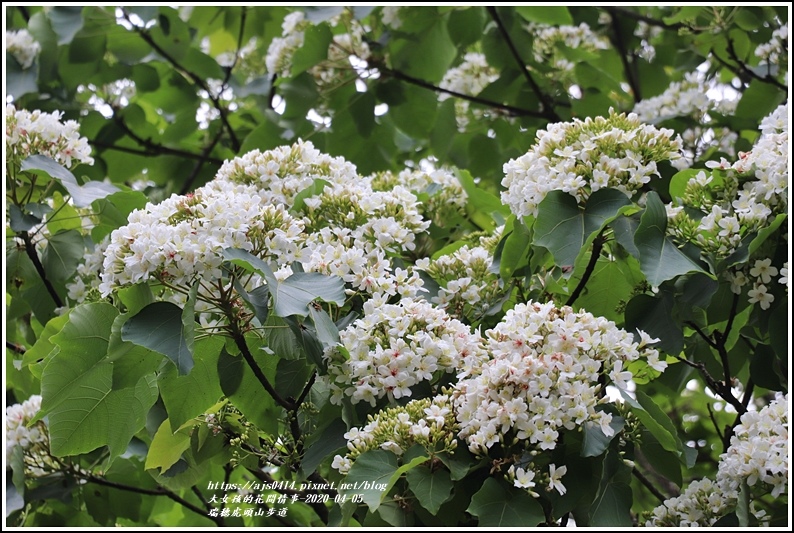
[646,393,788,526]
[415,245,502,321]
[667,104,787,265]
[264,11,309,78]
[528,22,609,73]
[438,52,500,130]
[6,104,95,169]
[66,237,110,305]
[633,20,663,62]
[370,165,467,226]
[331,394,458,474]
[324,297,488,406]
[506,462,568,497]
[264,9,372,98]
[501,110,684,217]
[100,181,306,295]
[755,23,788,66]
[453,301,664,456]
[632,72,739,166]
[214,140,358,207]
[6,395,56,476]
[6,29,41,69]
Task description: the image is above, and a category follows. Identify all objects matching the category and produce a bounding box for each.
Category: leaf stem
[632,467,667,504]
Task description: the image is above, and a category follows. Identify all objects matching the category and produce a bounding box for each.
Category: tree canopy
[4,5,789,528]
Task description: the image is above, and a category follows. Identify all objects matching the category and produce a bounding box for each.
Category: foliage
[4,5,789,528]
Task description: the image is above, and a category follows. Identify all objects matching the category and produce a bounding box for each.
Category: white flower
[747,283,774,310]
[6,29,41,69]
[548,464,568,495]
[749,258,778,284]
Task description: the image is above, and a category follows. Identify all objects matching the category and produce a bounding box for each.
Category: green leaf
[21,312,70,372]
[158,336,224,429]
[515,6,573,25]
[121,301,194,375]
[20,155,119,207]
[302,418,347,476]
[391,17,456,83]
[145,418,192,473]
[291,23,333,76]
[349,92,376,138]
[341,450,399,512]
[456,169,509,231]
[663,6,702,25]
[49,6,84,45]
[535,189,632,268]
[625,291,683,355]
[303,6,344,23]
[736,480,751,527]
[42,229,84,284]
[291,179,330,213]
[619,389,682,456]
[735,79,786,121]
[36,303,158,461]
[582,416,625,457]
[308,306,339,350]
[389,84,439,138]
[467,477,545,527]
[406,466,453,515]
[20,154,78,184]
[5,52,39,98]
[8,204,42,232]
[589,450,633,526]
[635,192,707,287]
[576,257,642,321]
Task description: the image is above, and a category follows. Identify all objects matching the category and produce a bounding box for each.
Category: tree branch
[486,6,561,122]
[121,9,241,152]
[232,331,296,411]
[606,7,691,32]
[632,467,668,504]
[18,232,63,308]
[566,230,606,307]
[712,38,788,91]
[89,138,225,166]
[179,129,225,195]
[379,66,550,119]
[606,8,642,103]
[82,473,223,526]
[6,341,26,354]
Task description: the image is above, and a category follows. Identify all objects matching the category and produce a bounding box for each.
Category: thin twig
[121,9,241,152]
[18,232,63,308]
[379,66,549,119]
[89,138,224,166]
[684,321,720,350]
[486,6,561,122]
[233,332,296,411]
[179,130,224,195]
[714,38,788,91]
[606,7,691,31]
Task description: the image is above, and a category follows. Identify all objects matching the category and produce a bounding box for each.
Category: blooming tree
[4,5,789,528]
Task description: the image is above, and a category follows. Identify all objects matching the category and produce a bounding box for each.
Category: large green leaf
[625,291,683,355]
[620,389,684,458]
[340,450,399,512]
[158,336,224,429]
[291,23,332,76]
[37,303,158,460]
[515,6,573,25]
[467,477,545,527]
[48,6,84,45]
[223,248,345,317]
[405,465,453,515]
[121,301,194,375]
[456,169,510,231]
[20,155,119,207]
[534,189,632,268]
[145,418,192,473]
[5,52,39,99]
[582,415,625,458]
[589,450,633,526]
[41,229,84,284]
[635,192,707,286]
[217,346,280,434]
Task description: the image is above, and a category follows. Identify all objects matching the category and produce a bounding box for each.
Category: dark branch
[711,40,788,92]
[18,232,63,308]
[89,138,224,166]
[6,341,26,354]
[232,332,296,411]
[606,7,690,31]
[606,9,642,103]
[632,467,668,504]
[486,6,561,122]
[566,230,606,307]
[82,474,223,526]
[379,67,549,119]
[121,9,241,152]
[16,6,30,22]
[179,130,225,195]
[685,321,720,350]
